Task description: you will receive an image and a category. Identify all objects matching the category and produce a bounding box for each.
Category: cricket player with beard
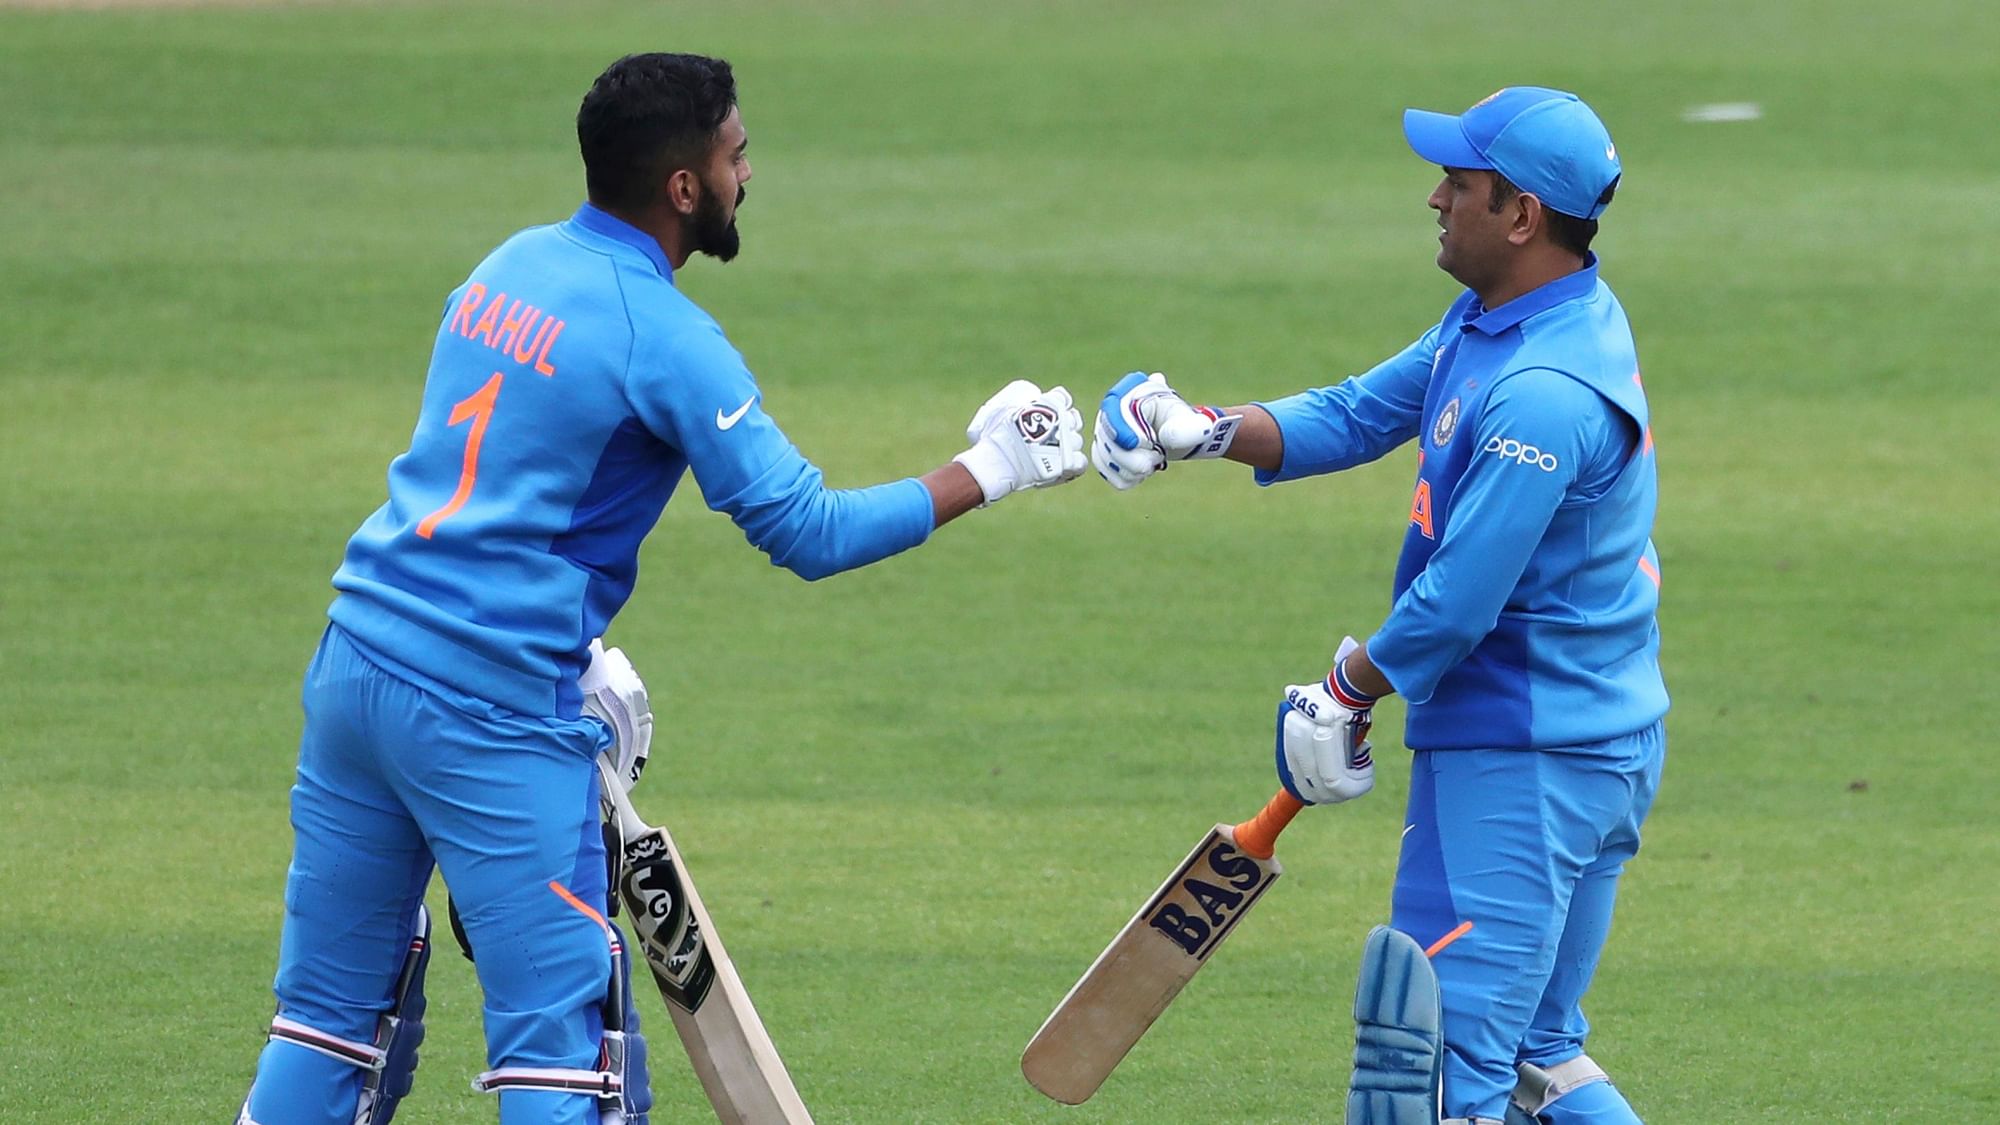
[1091,88,1666,1124]
[236,52,1085,1124]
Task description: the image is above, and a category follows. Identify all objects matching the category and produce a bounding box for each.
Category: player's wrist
[1167,404,1242,460]
[1327,660,1379,711]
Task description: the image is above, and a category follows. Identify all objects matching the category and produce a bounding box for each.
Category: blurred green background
[1,1,1995,1120]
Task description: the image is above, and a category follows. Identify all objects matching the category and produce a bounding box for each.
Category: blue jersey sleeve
[627,321,933,580]
[1367,368,1618,702]
[1252,323,1442,485]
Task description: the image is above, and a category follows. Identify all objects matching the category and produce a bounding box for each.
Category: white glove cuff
[952,441,1014,506]
[1174,408,1243,460]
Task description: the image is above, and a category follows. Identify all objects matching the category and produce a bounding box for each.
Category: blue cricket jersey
[1256,255,1668,751]
[329,204,935,718]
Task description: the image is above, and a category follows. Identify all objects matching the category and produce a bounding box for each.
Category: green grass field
[3,1,1996,1120]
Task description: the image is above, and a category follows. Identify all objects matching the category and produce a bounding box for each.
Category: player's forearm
[1217,404,1284,471]
[921,462,985,528]
[1365,538,1529,703]
[739,470,936,581]
[1340,640,1396,698]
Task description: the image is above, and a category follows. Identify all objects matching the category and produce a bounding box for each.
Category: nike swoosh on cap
[716,397,755,430]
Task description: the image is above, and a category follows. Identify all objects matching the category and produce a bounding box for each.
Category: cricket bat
[1020,789,1307,1104]
[597,759,815,1125]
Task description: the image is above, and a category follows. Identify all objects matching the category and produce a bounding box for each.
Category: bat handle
[1231,790,1305,860]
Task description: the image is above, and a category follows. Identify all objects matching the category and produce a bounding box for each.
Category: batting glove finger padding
[1091,372,1240,490]
[1275,696,1375,806]
[582,639,654,794]
[1274,636,1377,806]
[954,381,1088,505]
[963,378,1045,442]
[1090,408,1164,490]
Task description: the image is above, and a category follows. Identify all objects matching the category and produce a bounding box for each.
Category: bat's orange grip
[1231,790,1304,860]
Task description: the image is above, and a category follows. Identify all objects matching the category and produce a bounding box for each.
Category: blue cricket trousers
[1390,721,1666,1122]
[244,625,612,1124]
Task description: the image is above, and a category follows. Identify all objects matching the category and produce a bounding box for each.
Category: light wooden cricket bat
[1020,789,1306,1104]
[597,759,815,1125]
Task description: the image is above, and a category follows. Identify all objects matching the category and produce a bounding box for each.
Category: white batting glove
[1274,636,1376,806]
[581,639,653,794]
[952,380,1088,505]
[1091,371,1242,490]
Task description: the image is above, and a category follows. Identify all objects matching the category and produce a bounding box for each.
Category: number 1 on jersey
[416,371,504,539]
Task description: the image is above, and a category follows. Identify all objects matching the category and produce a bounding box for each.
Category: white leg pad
[1349,925,1444,1124]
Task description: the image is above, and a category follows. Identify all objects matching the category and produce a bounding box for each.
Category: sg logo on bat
[1142,828,1279,960]
[622,835,719,1012]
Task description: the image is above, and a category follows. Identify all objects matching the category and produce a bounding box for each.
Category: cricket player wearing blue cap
[1092,87,1663,1124]
[234,52,1087,1125]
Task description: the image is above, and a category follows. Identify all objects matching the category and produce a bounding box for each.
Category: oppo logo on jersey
[1144,832,1274,960]
[1485,436,1560,472]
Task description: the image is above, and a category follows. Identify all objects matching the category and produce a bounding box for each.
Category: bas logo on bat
[1021,791,1301,1107]
[622,834,719,1012]
[1143,830,1276,959]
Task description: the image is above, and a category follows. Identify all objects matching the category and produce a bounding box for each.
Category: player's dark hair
[1488,172,1612,256]
[578,53,737,213]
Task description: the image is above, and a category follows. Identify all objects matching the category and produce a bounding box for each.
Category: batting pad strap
[267,1016,387,1072]
[472,1065,623,1098]
[1512,1054,1611,1116]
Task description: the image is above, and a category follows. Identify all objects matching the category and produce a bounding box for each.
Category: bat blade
[601,763,815,1125]
[618,824,718,1012]
[1021,793,1301,1105]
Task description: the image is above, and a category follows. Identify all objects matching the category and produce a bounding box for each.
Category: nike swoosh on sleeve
[716,397,755,430]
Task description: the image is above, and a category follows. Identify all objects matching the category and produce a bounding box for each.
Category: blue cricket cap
[1402,87,1621,220]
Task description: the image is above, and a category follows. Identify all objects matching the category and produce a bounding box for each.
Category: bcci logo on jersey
[1431,397,1461,449]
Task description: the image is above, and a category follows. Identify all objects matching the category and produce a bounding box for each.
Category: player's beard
[689,177,744,262]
